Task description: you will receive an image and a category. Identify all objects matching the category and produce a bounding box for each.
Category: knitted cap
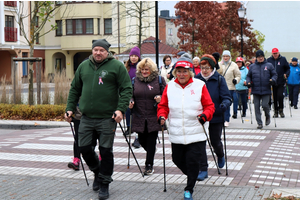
[256,50,265,58]
[200,54,217,68]
[129,46,141,58]
[292,57,298,62]
[92,39,111,51]
[222,50,231,57]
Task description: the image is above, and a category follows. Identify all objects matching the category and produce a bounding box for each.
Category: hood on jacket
[89,52,115,68]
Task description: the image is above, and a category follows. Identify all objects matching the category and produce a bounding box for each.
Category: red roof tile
[119,36,178,55]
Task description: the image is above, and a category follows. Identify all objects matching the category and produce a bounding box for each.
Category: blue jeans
[233,90,248,114]
[288,84,300,106]
[224,90,234,122]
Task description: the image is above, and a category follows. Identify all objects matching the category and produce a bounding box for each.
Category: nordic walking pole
[222,113,228,176]
[66,113,89,186]
[161,125,167,192]
[271,86,277,127]
[201,124,221,175]
[127,109,132,169]
[115,114,144,178]
[236,91,244,123]
[286,84,292,117]
[248,94,253,124]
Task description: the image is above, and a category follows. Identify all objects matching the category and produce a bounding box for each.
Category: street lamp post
[238,5,246,57]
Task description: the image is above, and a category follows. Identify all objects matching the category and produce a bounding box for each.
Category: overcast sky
[158,1,178,17]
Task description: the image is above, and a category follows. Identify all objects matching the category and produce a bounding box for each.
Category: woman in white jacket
[157,58,215,200]
[159,55,173,82]
[217,50,241,127]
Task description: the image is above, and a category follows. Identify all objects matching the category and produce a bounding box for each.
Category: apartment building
[159,10,180,49]
[42,1,155,79]
[0,1,32,82]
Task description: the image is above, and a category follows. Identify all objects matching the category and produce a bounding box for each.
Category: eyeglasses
[201,67,211,71]
[165,59,171,62]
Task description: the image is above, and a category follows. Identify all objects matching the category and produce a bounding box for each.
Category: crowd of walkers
[64,40,300,200]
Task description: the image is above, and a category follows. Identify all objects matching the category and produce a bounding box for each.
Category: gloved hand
[197,114,207,125]
[158,116,165,125]
[232,79,237,85]
[219,103,227,113]
[269,79,275,85]
[247,83,251,88]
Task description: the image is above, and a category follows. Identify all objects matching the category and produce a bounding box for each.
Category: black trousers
[172,141,206,194]
[72,118,98,159]
[199,122,224,171]
[137,121,158,166]
[273,84,284,111]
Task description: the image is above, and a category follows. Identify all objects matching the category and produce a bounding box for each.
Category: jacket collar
[175,77,193,89]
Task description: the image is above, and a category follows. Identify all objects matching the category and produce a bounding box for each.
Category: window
[168,28,173,36]
[4,1,17,7]
[34,16,39,27]
[97,18,100,35]
[22,52,28,77]
[5,15,17,42]
[104,18,112,35]
[36,33,40,44]
[5,15,14,28]
[56,20,62,36]
[66,19,93,35]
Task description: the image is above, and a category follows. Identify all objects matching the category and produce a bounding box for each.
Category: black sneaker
[98,183,109,200]
[144,164,154,175]
[93,174,100,191]
[124,130,129,136]
[132,138,141,148]
[294,105,298,109]
[242,112,246,117]
[273,111,278,118]
[232,113,237,119]
[257,124,263,129]
[265,116,270,126]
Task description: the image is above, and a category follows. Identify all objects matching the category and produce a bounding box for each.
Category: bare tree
[109,1,155,50]
[12,1,69,105]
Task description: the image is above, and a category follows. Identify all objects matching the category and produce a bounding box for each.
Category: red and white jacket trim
[157,78,215,145]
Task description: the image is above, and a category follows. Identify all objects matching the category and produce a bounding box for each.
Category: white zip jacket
[167,78,209,144]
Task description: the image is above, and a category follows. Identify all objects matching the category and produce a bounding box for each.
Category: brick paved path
[1,127,299,199]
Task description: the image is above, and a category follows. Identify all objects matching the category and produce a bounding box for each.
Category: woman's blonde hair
[136,58,158,72]
[172,67,194,78]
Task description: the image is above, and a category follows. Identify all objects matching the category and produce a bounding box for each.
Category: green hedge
[0,104,66,121]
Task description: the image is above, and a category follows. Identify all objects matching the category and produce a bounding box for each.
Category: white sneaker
[224,121,229,127]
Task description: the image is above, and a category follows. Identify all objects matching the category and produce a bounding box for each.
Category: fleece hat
[272,48,279,53]
[92,39,111,51]
[177,51,186,57]
[292,57,298,62]
[175,56,193,69]
[256,50,265,58]
[129,46,141,58]
[200,54,217,69]
[222,50,231,57]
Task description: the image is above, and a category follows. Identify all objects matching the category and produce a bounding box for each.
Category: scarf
[201,68,216,81]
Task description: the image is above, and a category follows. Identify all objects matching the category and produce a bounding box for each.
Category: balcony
[4,27,17,42]
[4,1,17,7]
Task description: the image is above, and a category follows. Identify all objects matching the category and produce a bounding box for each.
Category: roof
[118,36,178,55]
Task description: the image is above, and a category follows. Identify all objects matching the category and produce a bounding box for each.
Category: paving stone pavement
[0,98,300,199]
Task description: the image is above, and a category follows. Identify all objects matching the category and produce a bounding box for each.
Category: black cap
[256,50,264,58]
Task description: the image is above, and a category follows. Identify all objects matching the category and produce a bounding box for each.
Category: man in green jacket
[65,39,132,200]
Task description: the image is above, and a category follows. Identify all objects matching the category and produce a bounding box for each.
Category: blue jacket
[246,59,278,95]
[195,71,232,123]
[287,63,300,85]
[236,66,248,91]
[267,55,290,85]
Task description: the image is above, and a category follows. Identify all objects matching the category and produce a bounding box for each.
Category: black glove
[197,114,207,125]
[232,79,237,85]
[219,103,227,113]
[247,83,251,88]
[269,79,275,85]
[158,116,165,125]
